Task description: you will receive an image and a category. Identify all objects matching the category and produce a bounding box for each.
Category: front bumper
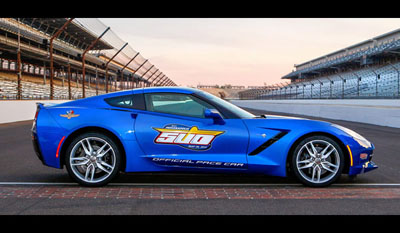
[348,152,378,175]
[361,161,378,173]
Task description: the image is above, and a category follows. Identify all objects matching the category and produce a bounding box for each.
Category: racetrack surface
[1,108,400,215]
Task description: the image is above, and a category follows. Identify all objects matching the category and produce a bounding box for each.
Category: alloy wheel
[69,137,116,184]
[295,139,340,184]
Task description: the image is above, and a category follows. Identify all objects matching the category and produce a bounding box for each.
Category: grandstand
[239,28,400,100]
[0,18,176,100]
[197,84,246,90]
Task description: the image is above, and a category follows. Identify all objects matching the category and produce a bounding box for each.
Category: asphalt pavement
[0,108,399,215]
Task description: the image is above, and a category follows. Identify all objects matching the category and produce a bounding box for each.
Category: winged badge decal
[60,110,80,119]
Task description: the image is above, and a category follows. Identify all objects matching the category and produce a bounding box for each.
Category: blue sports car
[31,87,377,187]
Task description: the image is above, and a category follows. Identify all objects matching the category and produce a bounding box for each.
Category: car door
[134,92,249,170]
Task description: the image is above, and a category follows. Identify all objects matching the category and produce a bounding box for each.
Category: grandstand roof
[282,28,400,80]
[19,18,113,50]
[0,18,175,88]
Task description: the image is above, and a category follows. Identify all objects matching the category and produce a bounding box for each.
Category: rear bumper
[32,132,45,165]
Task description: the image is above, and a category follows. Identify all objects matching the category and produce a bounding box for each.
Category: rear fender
[35,107,68,168]
[44,107,144,171]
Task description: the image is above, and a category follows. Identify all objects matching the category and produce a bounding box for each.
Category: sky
[99,18,400,87]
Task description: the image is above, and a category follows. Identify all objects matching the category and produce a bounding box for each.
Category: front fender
[243,117,364,177]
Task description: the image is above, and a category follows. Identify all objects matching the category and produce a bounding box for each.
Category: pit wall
[1,99,399,128]
[0,100,68,124]
[230,99,400,128]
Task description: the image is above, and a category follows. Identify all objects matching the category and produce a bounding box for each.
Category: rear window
[105,95,133,108]
[104,94,145,110]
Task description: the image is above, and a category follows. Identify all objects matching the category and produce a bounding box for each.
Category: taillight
[34,103,42,121]
[32,103,42,133]
[34,109,39,121]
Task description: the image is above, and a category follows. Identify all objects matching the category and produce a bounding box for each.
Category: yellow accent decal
[347,145,353,167]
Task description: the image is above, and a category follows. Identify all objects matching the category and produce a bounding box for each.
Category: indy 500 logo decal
[153,124,224,150]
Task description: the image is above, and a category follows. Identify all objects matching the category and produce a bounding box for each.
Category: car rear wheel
[291,135,344,187]
[65,132,121,187]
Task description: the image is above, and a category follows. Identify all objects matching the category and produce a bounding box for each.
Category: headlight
[331,124,372,148]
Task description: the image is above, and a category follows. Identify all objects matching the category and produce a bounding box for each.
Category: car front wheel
[291,135,344,187]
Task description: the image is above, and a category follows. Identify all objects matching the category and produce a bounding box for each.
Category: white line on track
[1,182,400,187]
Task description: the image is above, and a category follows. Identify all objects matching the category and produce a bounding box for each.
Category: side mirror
[204,109,225,125]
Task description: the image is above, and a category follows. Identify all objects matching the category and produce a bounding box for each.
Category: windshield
[196,90,256,119]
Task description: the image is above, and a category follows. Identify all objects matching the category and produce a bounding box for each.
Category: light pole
[16,18,22,100]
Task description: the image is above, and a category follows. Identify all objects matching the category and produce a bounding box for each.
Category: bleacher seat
[0,75,106,100]
[254,61,400,100]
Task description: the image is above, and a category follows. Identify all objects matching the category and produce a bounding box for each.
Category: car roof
[133,87,198,94]
[51,87,200,108]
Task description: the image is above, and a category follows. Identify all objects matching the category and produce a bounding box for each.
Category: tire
[290,135,344,187]
[65,132,121,187]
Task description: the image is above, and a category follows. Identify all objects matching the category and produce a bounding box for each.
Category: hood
[262,114,307,120]
[244,114,333,132]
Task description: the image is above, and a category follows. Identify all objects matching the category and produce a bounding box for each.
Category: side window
[144,93,216,118]
[104,94,145,110]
